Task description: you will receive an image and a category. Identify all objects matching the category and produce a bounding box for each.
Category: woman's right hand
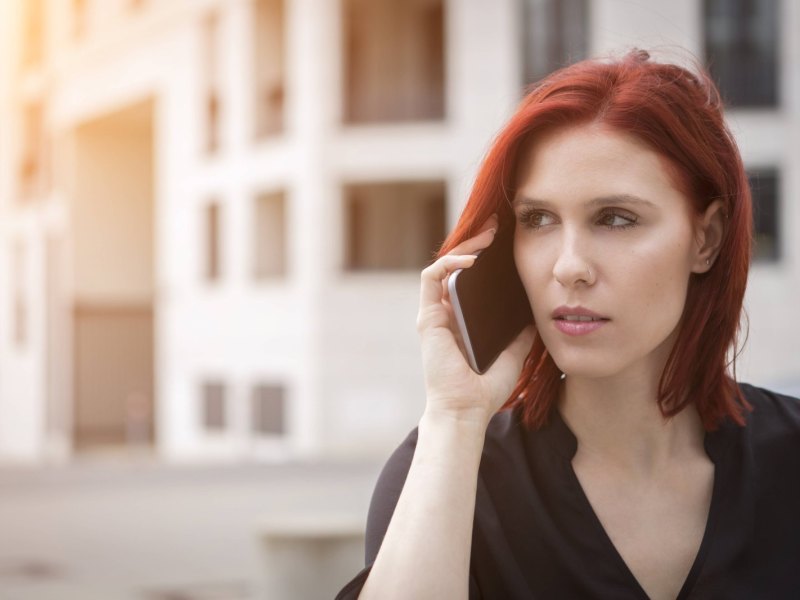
[416,213,537,428]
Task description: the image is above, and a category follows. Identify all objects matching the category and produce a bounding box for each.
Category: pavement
[0,456,382,600]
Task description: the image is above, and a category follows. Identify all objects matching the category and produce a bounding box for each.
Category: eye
[597,209,639,230]
[516,208,555,229]
[515,208,639,231]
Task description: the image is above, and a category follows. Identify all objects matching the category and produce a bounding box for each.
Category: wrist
[416,409,487,471]
[420,406,490,436]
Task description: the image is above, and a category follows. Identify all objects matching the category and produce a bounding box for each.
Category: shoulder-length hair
[437,48,753,432]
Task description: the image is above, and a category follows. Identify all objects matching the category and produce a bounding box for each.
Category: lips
[552,305,610,336]
[552,305,610,321]
[556,316,607,322]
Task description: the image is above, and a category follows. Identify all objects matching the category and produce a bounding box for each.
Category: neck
[557,373,707,479]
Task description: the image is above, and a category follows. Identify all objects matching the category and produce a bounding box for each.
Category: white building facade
[0,0,798,465]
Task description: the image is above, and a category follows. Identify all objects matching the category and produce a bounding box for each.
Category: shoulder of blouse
[735,381,800,452]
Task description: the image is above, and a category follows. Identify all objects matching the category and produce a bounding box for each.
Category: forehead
[515,124,689,208]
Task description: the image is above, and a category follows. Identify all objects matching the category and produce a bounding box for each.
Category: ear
[691,199,726,274]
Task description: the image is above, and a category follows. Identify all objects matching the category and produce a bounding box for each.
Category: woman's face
[513,123,706,381]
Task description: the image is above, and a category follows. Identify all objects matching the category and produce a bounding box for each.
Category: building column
[288,0,339,457]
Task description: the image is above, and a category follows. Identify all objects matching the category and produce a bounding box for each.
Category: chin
[550,353,626,381]
[558,367,621,381]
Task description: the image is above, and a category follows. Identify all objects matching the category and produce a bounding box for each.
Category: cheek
[513,232,694,313]
[617,238,694,319]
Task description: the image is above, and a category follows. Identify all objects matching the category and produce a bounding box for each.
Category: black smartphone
[448,222,534,374]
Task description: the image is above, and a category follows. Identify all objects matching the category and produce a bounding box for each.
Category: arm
[358,410,487,600]
[337,214,534,599]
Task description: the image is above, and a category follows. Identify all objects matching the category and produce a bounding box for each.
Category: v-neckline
[564,450,722,599]
[548,406,734,599]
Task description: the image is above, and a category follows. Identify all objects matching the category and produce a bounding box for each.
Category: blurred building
[0,0,797,465]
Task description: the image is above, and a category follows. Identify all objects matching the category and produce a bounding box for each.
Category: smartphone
[448,222,534,374]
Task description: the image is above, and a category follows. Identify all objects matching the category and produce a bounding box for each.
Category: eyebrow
[512,193,657,210]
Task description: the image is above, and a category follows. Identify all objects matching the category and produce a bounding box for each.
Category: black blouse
[335,382,800,599]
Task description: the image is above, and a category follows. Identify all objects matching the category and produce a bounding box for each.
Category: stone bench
[258,514,366,599]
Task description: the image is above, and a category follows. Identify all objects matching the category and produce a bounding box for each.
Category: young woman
[336,49,800,600]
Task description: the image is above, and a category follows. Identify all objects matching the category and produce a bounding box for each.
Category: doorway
[71,99,156,455]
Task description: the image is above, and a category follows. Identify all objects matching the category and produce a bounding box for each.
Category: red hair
[438,49,754,432]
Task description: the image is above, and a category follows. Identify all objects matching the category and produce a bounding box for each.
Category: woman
[336,49,800,599]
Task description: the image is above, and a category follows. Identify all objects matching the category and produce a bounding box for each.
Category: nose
[552,235,596,287]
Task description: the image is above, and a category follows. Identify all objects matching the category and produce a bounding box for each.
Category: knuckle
[421,262,437,278]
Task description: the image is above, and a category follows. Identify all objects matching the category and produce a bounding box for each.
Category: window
[344,181,446,271]
[253,191,286,279]
[204,202,222,281]
[252,384,285,435]
[12,243,27,348]
[22,0,45,66]
[203,12,222,153]
[18,102,45,200]
[206,92,221,154]
[748,168,780,262]
[343,0,445,123]
[704,0,779,108]
[73,0,86,38]
[253,0,285,138]
[202,382,227,430]
[521,0,589,86]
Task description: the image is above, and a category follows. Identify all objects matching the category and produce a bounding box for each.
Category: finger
[437,214,499,297]
[418,254,477,328]
[442,218,499,300]
[448,222,498,257]
[437,213,498,258]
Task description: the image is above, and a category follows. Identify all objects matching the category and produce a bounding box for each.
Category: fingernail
[487,227,497,235]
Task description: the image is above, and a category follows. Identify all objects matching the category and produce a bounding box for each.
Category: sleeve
[334,427,483,599]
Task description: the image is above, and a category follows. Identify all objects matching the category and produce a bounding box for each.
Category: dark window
[703,0,779,108]
[206,92,221,154]
[73,0,86,38]
[202,382,226,430]
[344,180,446,271]
[252,384,285,435]
[343,0,445,123]
[748,168,780,262]
[205,202,221,280]
[521,0,589,86]
[18,102,44,200]
[14,294,27,348]
[253,0,285,138]
[254,191,286,279]
[22,0,45,66]
[204,12,222,153]
[12,243,27,348]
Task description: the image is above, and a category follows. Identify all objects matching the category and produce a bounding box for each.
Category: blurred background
[0,0,798,598]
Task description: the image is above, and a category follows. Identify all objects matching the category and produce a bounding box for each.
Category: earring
[706,258,711,266]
